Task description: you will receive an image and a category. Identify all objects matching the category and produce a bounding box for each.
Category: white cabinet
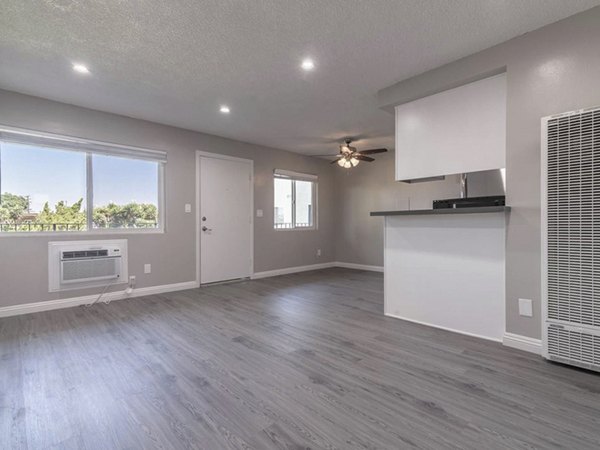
[395,73,506,181]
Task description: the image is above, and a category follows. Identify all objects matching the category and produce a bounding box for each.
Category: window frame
[0,126,166,237]
[273,169,318,231]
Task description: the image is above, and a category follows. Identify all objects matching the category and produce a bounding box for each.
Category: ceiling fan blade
[357,148,388,155]
[355,155,375,162]
[330,157,343,164]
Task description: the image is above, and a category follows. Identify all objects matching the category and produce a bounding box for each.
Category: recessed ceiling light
[220,105,230,114]
[72,63,90,74]
[301,58,315,71]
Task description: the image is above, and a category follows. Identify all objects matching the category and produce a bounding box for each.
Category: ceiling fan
[328,139,387,168]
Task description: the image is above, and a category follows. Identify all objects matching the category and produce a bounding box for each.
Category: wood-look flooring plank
[1,268,600,449]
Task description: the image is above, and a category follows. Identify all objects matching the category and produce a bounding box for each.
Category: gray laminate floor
[1,268,599,449]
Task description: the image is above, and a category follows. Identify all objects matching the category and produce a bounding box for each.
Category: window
[0,143,87,232]
[92,155,160,229]
[0,127,166,234]
[274,169,317,229]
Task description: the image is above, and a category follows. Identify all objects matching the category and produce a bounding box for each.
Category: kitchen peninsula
[378,71,509,340]
[372,206,510,341]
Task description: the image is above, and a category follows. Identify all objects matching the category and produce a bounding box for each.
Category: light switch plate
[185,203,192,213]
[518,298,533,317]
[256,209,264,217]
[144,264,152,274]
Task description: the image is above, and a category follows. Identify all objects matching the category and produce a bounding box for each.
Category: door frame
[195,150,254,286]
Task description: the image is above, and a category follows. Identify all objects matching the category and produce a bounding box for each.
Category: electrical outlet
[316,248,321,257]
[144,264,152,274]
[256,209,264,218]
[518,298,533,317]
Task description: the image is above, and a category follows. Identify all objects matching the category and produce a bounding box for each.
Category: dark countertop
[370,206,510,217]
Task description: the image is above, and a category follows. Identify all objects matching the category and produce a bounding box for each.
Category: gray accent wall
[0,89,335,308]
[377,7,600,339]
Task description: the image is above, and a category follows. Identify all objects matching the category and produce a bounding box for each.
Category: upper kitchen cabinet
[395,73,506,181]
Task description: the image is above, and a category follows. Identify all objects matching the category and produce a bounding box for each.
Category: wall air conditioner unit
[48,240,128,292]
[542,107,600,372]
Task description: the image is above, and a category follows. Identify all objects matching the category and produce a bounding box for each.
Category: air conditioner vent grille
[546,110,600,327]
[62,258,119,282]
[547,325,600,371]
[62,249,109,259]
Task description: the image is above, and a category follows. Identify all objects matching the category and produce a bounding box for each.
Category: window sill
[0,228,165,238]
[274,227,318,232]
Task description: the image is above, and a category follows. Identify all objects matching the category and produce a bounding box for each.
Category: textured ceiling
[1,1,599,155]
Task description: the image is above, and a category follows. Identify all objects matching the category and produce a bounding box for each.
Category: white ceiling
[1,1,598,156]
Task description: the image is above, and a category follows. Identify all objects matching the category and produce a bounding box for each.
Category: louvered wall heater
[542,107,600,372]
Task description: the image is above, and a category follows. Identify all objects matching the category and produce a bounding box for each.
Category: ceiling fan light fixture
[329,138,387,168]
[336,157,354,169]
[344,160,352,168]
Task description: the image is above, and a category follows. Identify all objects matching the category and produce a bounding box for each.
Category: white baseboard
[251,262,335,279]
[251,261,384,280]
[1,261,382,318]
[502,332,542,355]
[0,281,198,319]
[385,312,503,343]
[334,261,384,272]
[386,314,543,353]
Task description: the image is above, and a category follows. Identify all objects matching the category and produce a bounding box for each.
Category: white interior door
[199,155,252,284]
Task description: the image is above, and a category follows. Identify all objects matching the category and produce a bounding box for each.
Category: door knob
[202,226,212,232]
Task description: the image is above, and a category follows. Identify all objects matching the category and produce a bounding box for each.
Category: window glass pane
[92,154,159,229]
[0,142,87,232]
[295,180,313,227]
[274,178,292,229]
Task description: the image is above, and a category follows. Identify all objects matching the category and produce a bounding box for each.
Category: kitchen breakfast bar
[371,206,510,341]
